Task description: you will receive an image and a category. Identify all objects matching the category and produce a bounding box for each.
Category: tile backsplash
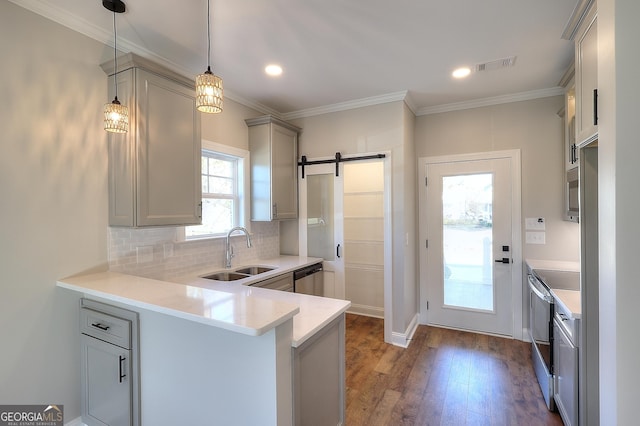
[108,222,280,280]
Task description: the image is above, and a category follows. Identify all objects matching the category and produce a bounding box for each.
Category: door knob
[495,258,511,264]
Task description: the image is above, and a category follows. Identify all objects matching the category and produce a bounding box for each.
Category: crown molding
[415,87,565,116]
[561,0,595,41]
[11,0,112,46]
[281,91,409,120]
[223,92,283,118]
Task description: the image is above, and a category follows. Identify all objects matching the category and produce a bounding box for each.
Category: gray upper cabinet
[246,116,300,221]
[575,3,597,146]
[101,54,202,227]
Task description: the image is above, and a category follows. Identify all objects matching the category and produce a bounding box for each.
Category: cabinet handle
[272,203,278,218]
[593,89,598,126]
[91,322,109,331]
[119,356,127,383]
[198,201,203,219]
[336,244,341,259]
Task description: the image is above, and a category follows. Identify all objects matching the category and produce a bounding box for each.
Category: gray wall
[0,2,108,417]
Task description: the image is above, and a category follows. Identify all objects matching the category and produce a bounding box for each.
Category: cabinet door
[565,84,578,171]
[553,321,579,426]
[271,124,298,219]
[293,315,345,426]
[575,7,597,145]
[81,335,132,426]
[108,69,136,227]
[253,273,293,291]
[136,70,202,226]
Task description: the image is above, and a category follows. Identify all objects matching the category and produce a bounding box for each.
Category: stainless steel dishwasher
[293,263,324,296]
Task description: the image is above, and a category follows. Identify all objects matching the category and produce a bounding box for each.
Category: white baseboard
[347,304,384,318]
[390,313,419,348]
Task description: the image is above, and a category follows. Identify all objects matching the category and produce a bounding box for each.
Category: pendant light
[103,0,129,133]
[195,0,223,113]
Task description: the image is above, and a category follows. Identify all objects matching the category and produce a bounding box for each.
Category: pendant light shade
[104,97,129,133]
[103,0,129,133]
[196,0,223,113]
[196,67,223,113]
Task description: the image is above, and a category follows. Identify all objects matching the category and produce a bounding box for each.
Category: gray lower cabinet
[554,318,579,426]
[251,272,294,292]
[293,314,345,426]
[80,299,139,426]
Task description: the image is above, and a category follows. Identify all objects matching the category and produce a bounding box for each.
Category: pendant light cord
[113,9,119,101]
[207,0,211,71]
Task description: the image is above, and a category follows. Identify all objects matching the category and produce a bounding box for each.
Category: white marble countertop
[525,258,580,273]
[57,256,351,347]
[551,288,581,319]
[173,256,351,347]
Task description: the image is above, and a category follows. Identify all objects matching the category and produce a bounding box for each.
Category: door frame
[298,152,393,343]
[418,149,523,340]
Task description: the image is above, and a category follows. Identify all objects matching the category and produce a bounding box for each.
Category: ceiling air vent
[475,56,517,72]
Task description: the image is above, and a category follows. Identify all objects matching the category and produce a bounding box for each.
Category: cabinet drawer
[81,308,132,349]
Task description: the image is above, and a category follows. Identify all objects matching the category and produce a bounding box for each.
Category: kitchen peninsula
[58,256,350,426]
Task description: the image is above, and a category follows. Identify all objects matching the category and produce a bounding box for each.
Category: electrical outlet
[525,217,546,231]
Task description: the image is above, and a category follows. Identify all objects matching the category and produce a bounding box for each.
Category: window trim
[177,140,250,241]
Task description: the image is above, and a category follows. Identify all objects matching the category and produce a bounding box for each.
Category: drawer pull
[91,322,110,331]
[119,356,127,383]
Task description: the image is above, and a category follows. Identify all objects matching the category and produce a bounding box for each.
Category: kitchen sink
[234,266,275,275]
[201,272,249,281]
[200,265,275,282]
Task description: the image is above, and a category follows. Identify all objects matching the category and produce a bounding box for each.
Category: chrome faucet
[225,226,252,268]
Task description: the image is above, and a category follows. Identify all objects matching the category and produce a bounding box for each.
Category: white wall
[290,102,419,337]
[414,96,580,333]
[0,2,109,418]
[598,0,640,422]
[0,4,267,420]
[415,96,580,263]
[201,98,263,150]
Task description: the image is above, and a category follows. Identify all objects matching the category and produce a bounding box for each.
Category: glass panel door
[442,173,494,311]
[423,156,514,336]
[306,173,335,260]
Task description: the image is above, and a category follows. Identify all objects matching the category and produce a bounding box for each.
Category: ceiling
[13,0,579,118]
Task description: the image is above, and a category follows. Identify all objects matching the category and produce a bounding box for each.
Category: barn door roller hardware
[298,152,386,178]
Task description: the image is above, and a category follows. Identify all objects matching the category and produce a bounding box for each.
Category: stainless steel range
[527,265,579,411]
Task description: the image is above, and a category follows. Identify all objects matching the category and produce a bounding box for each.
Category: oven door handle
[528,275,553,304]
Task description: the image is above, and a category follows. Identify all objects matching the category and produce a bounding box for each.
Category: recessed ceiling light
[452,67,471,79]
[265,64,283,76]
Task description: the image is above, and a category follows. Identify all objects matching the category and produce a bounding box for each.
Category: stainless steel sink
[201,272,249,281]
[234,266,275,275]
[200,265,275,281]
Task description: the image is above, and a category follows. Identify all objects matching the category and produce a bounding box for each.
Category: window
[184,141,249,240]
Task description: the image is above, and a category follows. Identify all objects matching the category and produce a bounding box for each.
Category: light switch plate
[526,231,546,245]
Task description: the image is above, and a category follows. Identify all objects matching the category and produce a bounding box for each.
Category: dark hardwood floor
[345,314,564,426]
